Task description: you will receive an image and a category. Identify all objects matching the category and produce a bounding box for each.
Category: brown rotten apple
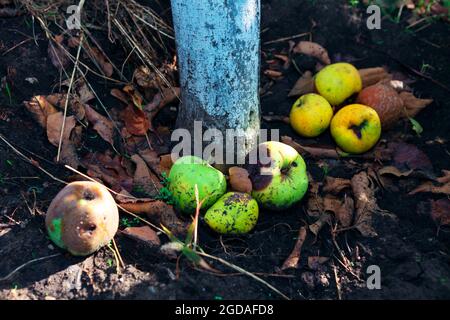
[46,181,119,256]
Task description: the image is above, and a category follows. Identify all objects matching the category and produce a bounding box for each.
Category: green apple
[247,141,308,210]
[204,192,259,234]
[168,156,227,214]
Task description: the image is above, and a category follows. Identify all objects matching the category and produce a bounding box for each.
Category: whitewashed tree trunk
[171,0,261,165]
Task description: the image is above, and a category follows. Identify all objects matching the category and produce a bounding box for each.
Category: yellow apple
[289,93,333,137]
[330,104,382,154]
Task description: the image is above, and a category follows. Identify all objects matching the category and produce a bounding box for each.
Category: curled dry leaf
[228,166,252,193]
[144,87,180,132]
[23,96,58,128]
[48,35,70,71]
[133,65,164,90]
[131,154,162,198]
[288,71,315,97]
[378,166,414,178]
[358,67,391,88]
[399,91,433,118]
[84,105,115,146]
[409,170,450,196]
[281,136,340,158]
[323,176,351,194]
[122,104,150,136]
[281,226,307,270]
[122,226,161,247]
[119,201,188,236]
[351,171,379,237]
[123,85,144,109]
[45,93,85,121]
[292,41,331,65]
[110,88,130,105]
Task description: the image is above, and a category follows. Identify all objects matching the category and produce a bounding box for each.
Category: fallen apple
[289,93,333,137]
[315,62,362,106]
[168,156,227,214]
[330,104,382,154]
[204,192,259,234]
[247,141,309,210]
[45,181,119,256]
[356,83,404,129]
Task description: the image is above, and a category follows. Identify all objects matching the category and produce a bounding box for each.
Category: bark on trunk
[171,0,261,165]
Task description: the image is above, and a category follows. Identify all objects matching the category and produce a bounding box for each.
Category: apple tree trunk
[171,0,261,164]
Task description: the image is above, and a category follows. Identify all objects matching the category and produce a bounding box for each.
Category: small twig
[111,237,125,269]
[0,253,61,282]
[332,263,342,300]
[280,226,307,270]
[56,33,84,162]
[197,251,293,300]
[263,32,310,45]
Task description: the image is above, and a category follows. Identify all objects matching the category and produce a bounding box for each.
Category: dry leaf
[358,67,391,88]
[45,93,86,121]
[292,41,331,65]
[85,44,113,77]
[23,96,58,128]
[390,142,433,172]
[409,174,450,196]
[84,105,115,146]
[159,154,174,176]
[122,226,161,247]
[323,177,351,194]
[351,171,379,237]
[133,65,164,89]
[229,167,252,193]
[123,85,144,109]
[122,104,150,136]
[281,136,340,158]
[378,166,414,178]
[82,152,133,192]
[144,87,180,132]
[46,112,80,168]
[288,71,315,97]
[336,196,354,227]
[110,88,130,105]
[264,69,283,79]
[399,91,433,118]
[46,112,76,147]
[119,201,188,236]
[262,115,290,124]
[48,35,70,71]
[309,212,332,236]
[131,154,162,197]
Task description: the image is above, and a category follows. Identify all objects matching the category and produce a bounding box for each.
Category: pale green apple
[168,156,227,214]
[247,141,308,210]
[204,192,259,234]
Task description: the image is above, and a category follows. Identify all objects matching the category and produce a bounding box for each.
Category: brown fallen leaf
[281,136,340,158]
[119,201,188,236]
[409,170,450,195]
[309,212,332,236]
[131,154,162,198]
[390,142,433,172]
[82,152,133,192]
[351,171,379,237]
[110,88,130,105]
[133,65,165,90]
[323,176,351,194]
[84,105,115,146]
[46,112,76,147]
[144,87,180,133]
[122,104,150,136]
[288,71,315,97]
[336,196,354,228]
[430,199,450,227]
[358,67,391,88]
[307,256,330,270]
[281,226,307,270]
[228,167,252,194]
[48,35,70,71]
[23,96,58,128]
[123,85,144,109]
[46,112,80,168]
[378,166,414,178]
[45,93,86,121]
[84,43,113,77]
[159,154,174,176]
[399,91,433,118]
[292,41,331,65]
[122,226,161,247]
[138,149,160,174]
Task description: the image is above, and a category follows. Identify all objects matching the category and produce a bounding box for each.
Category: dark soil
[1,0,450,300]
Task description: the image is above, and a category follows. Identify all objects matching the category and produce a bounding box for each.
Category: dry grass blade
[0,253,61,282]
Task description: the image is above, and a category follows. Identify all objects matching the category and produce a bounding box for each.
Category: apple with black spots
[246,141,309,210]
